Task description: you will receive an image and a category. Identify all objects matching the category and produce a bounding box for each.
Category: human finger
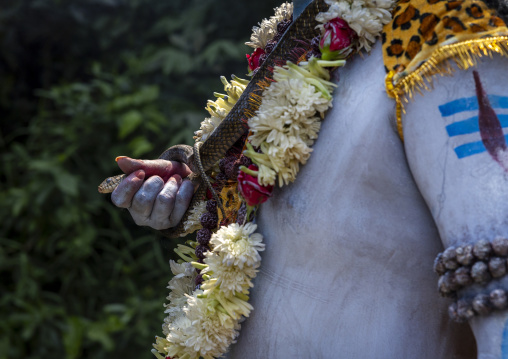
[129,175,164,224]
[149,176,183,230]
[116,156,191,181]
[167,179,196,228]
[111,170,145,208]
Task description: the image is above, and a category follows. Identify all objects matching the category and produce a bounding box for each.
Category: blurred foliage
[0,0,280,358]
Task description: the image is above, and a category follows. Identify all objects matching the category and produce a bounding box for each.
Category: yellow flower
[194,75,248,142]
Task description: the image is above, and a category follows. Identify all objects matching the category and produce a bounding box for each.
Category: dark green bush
[0,0,280,357]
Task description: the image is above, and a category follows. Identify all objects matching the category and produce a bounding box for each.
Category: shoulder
[327,43,396,132]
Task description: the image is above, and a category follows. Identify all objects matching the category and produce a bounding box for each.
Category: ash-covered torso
[225,43,476,359]
[223,1,508,355]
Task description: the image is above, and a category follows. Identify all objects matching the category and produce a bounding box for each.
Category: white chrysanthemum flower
[249,78,329,148]
[166,314,198,359]
[183,200,207,233]
[210,223,265,269]
[162,261,196,335]
[170,260,196,277]
[273,1,293,21]
[246,2,293,49]
[256,143,303,187]
[246,73,331,186]
[202,252,258,296]
[316,0,396,52]
[246,19,277,50]
[183,293,240,359]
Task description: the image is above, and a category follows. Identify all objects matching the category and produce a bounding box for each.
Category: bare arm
[404,55,508,358]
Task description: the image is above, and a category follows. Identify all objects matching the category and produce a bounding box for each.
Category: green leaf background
[0,0,280,357]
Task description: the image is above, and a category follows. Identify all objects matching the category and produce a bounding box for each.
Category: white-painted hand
[111,156,195,230]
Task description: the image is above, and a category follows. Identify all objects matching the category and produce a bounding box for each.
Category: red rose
[319,18,356,60]
[237,164,273,206]
[246,48,266,72]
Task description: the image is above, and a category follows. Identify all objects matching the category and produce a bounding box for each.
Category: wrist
[469,308,508,359]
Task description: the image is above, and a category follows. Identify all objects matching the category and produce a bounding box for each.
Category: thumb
[116,156,192,181]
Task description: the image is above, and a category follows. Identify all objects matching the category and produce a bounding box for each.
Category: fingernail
[172,174,182,184]
[115,156,127,162]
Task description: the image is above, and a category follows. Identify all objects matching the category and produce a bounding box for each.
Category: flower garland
[181,76,250,233]
[153,1,395,358]
[243,59,339,187]
[152,223,262,359]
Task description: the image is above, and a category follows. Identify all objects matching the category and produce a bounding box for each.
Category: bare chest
[226,44,474,358]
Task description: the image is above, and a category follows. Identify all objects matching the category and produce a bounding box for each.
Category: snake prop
[98,0,327,237]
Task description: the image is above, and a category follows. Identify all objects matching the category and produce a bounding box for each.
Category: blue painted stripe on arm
[439,95,508,117]
[454,133,508,158]
[447,115,478,136]
[502,318,508,359]
[497,95,508,110]
[446,114,508,137]
[439,97,478,117]
[454,140,486,158]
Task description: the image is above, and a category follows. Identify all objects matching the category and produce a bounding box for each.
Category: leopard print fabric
[383,0,508,76]
[382,0,508,138]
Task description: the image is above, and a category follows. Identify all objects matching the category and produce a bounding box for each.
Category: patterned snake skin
[99,0,328,238]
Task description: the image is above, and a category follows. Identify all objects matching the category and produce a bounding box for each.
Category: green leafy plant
[0,0,280,357]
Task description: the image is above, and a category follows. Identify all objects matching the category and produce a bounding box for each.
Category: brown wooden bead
[490,289,508,310]
[492,237,508,256]
[473,240,492,260]
[472,294,492,315]
[471,261,491,284]
[456,244,474,266]
[457,299,475,320]
[489,257,507,278]
[448,302,463,322]
[433,253,446,275]
[454,266,473,286]
[442,247,458,270]
[438,272,459,296]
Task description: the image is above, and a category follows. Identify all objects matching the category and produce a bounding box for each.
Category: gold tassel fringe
[386,35,508,140]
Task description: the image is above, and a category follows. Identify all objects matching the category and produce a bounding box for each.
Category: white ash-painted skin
[109,11,508,359]
[225,42,478,359]
[404,53,508,359]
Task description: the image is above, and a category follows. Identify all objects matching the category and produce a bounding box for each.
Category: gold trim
[386,35,508,140]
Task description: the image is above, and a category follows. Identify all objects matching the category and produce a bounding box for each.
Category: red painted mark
[475,70,506,164]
